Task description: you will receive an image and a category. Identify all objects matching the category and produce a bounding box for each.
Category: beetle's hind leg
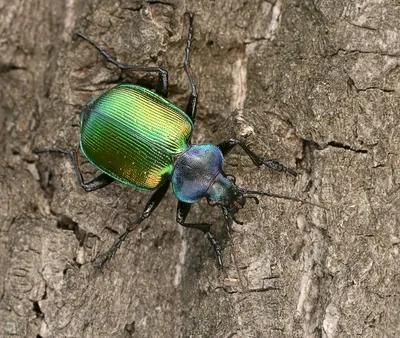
[183,13,198,125]
[33,148,114,192]
[176,201,223,266]
[217,139,297,176]
[72,33,169,98]
[97,181,170,269]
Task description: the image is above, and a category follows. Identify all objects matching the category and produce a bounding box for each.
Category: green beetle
[34,14,316,267]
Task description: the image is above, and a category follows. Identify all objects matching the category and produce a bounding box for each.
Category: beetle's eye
[207,198,218,206]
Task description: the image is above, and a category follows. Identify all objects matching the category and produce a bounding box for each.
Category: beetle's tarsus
[224,220,233,238]
[96,231,128,270]
[217,139,297,177]
[147,0,175,6]
[264,159,297,176]
[206,231,223,266]
[72,32,81,42]
[97,256,109,271]
[33,147,71,155]
[97,249,117,271]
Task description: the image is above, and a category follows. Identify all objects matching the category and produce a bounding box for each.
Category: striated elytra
[33,13,315,268]
[80,84,193,191]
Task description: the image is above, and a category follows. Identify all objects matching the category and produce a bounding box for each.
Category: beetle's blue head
[206,173,243,208]
[205,172,248,222]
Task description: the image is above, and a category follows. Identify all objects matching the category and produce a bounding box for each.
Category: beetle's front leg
[33,148,115,192]
[176,201,222,266]
[217,139,297,176]
[98,181,170,269]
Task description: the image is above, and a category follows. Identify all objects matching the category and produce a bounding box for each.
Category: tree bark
[1,0,400,337]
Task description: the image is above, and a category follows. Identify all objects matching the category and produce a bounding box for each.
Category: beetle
[33,13,313,268]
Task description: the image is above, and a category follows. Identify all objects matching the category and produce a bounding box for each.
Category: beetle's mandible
[33,13,313,268]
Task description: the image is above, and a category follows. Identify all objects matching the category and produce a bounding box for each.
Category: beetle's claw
[96,254,110,271]
[184,11,194,20]
[95,238,122,270]
[217,254,223,267]
[231,214,243,225]
[96,260,106,271]
[72,32,89,43]
[96,250,113,269]
[286,167,298,177]
[243,195,259,205]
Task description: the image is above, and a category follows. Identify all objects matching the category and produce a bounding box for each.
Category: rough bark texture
[1,0,400,337]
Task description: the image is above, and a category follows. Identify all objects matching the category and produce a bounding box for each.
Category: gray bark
[1,0,400,337]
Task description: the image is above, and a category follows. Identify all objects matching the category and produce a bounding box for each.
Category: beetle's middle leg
[33,148,114,192]
[97,181,171,269]
[72,33,169,98]
[217,139,297,176]
[176,201,223,266]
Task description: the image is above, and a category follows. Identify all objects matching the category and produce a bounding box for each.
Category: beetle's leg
[98,181,170,269]
[176,201,222,266]
[183,13,198,124]
[33,148,114,192]
[72,33,169,98]
[217,139,297,176]
[147,0,175,5]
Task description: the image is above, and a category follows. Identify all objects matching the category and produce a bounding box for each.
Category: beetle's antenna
[239,188,326,209]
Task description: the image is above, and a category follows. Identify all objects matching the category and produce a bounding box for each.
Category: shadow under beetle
[33,13,312,268]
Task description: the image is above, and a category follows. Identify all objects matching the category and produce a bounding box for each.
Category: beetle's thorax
[172,144,224,203]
